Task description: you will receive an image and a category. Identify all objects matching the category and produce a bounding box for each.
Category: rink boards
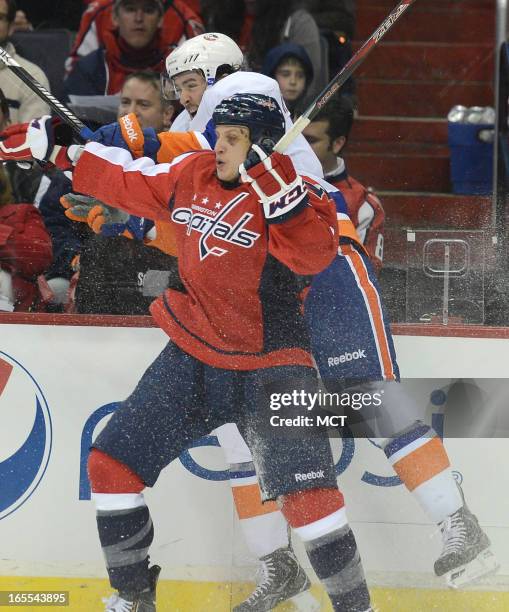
[0,317,508,611]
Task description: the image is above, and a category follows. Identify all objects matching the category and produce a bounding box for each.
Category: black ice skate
[434,504,499,588]
[103,565,161,612]
[234,547,319,611]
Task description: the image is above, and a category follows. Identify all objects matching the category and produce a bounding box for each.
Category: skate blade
[446,548,500,589]
[289,589,321,611]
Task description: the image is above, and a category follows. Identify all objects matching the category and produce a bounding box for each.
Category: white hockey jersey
[170,71,323,178]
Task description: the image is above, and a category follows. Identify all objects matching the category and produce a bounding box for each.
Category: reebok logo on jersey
[120,114,138,143]
[119,113,144,159]
[295,470,325,482]
[172,192,261,260]
[328,349,367,367]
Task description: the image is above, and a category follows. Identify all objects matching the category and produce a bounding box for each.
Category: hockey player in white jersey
[162,32,324,179]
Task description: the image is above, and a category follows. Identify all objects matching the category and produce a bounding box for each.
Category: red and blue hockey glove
[0,116,83,170]
[60,193,130,236]
[239,145,309,224]
[87,113,161,160]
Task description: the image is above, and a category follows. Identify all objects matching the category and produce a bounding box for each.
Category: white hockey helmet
[162,33,243,99]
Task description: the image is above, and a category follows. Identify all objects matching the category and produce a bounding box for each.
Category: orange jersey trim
[340,242,396,381]
[338,216,363,245]
[157,132,204,164]
[146,221,178,256]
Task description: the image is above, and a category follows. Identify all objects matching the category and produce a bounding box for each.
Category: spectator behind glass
[0,89,52,311]
[305,0,355,40]
[202,0,326,105]
[261,42,312,119]
[0,0,50,122]
[66,0,203,79]
[302,95,385,274]
[118,69,176,131]
[40,71,177,312]
[11,9,32,31]
[247,0,328,101]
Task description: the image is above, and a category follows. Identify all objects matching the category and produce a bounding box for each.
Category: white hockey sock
[239,511,289,558]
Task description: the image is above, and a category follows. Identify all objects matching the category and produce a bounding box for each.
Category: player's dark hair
[5,0,17,23]
[313,95,354,141]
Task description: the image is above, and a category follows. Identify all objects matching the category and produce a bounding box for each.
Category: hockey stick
[274,0,417,153]
[0,46,90,139]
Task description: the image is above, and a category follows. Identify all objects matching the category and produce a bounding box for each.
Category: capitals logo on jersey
[171,192,261,260]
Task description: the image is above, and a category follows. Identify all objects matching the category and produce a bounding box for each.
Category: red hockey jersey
[326,159,385,274]
[73,144,338,369]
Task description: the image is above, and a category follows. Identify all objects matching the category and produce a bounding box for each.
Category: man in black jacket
[39,70,178,313]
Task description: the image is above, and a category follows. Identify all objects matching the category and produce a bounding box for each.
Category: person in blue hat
[262,42,313,119]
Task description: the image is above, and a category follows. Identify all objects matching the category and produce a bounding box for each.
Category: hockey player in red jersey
[72,94,373,612]
[0,31,497,604]
[302,95,385,274]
